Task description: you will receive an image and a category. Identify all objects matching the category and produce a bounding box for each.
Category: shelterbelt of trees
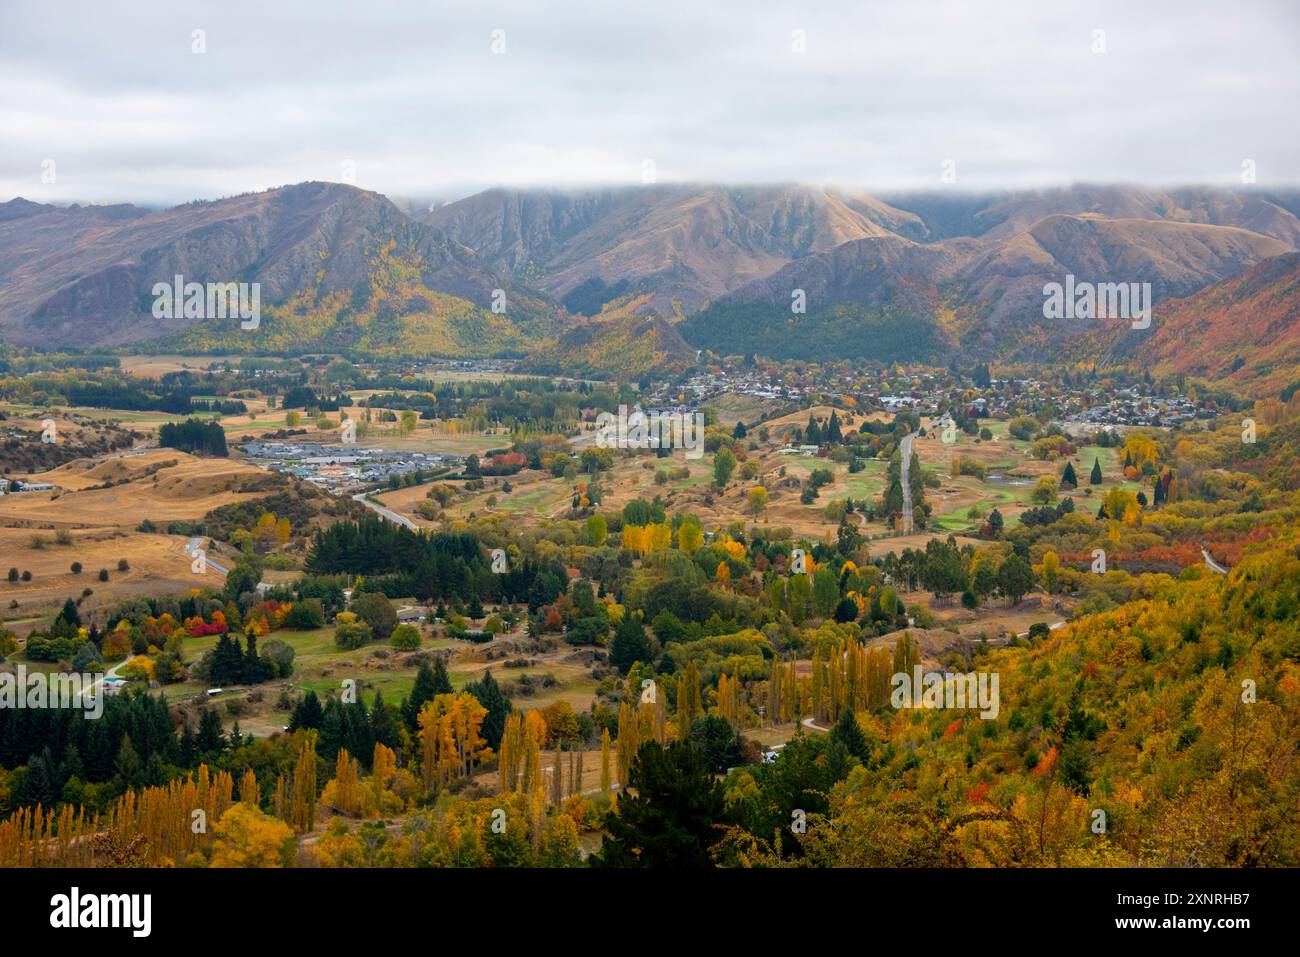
[1,405,1297,867]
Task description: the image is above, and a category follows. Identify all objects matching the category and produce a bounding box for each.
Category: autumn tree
[210,802,295,867]
[290,733,318,833]
[677,516,704,555]
[417,693,490,794]
[1041,550,1061,594]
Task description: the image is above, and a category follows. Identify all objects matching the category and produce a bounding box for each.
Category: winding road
[185,537,229,575]
[352,491,418,530]
[85,656,128,701]
[1200,545,1229,575]
[899,432,917,534]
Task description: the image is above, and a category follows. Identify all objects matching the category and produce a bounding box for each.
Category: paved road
[352,492,418,530]
[1200,545,1229,575]
[185,536,229,575]
[1013,620,1067,642]
[85,656,128,701]
[899,432,917,534]
[966,616,1068,647]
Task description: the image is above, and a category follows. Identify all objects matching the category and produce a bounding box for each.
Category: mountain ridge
[3,182,1298,379]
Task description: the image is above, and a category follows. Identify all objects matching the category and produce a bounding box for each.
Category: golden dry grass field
[0,525,217,635]
[0,449,275,630]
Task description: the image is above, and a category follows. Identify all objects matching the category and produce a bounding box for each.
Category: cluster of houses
[0,479,56,494]
[240,441,461,492]
[644,360,1219,439]
[1064,389,1206,428]
[658,370,808,406]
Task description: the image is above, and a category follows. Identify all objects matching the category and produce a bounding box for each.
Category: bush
[98,569,109,582]
[1008,416,1039,441]
[284,597,325,630]
[70,562,82,574]
[351,592,397,641]
[333,612,372,649]
[391,623,422,650]
[117,558,130,572]
[565,616,608,646]
[909,603,937,628]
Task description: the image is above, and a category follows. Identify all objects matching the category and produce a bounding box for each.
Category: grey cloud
[1,0,1297,206]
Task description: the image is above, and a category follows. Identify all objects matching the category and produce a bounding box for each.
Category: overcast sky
[2,0,1298,207]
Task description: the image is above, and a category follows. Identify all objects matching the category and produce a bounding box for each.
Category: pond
[985,473,1031,487]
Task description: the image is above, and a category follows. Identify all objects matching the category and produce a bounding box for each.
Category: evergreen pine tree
[609,614,653,672]
[179,723,196,766]
[196,708,225,754]
[402,660,450,731]
[805,415,822,446]
[243,632,261,684]
[56,597,81,630]
[830,706,870,761]
[827,410,843,443]
[369,690,403,752]
[593,741,726,868]
[432,656,453,694]
[465,670,510,749]
[290,690,325,731]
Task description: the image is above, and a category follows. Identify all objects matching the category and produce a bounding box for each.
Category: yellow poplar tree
[677,660,702,734]
[239,768,259,805]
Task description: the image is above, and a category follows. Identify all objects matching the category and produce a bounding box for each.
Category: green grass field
[171,624,510,709]
[496,486,567,515]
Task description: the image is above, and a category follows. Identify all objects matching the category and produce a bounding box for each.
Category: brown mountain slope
[959,215,1293,354]
[1089,252,1300,398]
[681,214,1293,363]
[423,184,927,314]
[0,183,558,350]
[883,184,1300,245]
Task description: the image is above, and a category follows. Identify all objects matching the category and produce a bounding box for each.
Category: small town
[239,440,461,492]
